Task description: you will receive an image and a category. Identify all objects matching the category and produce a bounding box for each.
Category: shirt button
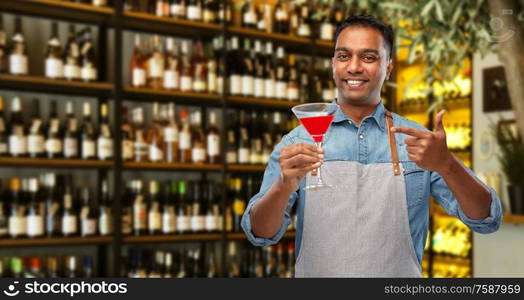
[348,120,352,125]
[359,135,364,139]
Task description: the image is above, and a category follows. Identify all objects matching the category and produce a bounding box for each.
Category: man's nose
[346,58,364,74]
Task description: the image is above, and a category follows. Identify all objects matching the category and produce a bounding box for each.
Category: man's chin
[337,93,370,105]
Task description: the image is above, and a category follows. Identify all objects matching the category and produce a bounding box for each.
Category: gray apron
[295,111,422,278]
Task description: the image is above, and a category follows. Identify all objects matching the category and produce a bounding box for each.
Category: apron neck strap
[385,110,401,175]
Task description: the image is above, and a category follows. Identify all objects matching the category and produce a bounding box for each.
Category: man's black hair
[334,15,394,58]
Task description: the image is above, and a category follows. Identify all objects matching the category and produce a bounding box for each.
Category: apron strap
[385,110,401,175]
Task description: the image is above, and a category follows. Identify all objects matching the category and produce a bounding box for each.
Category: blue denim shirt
[241,100,503,264]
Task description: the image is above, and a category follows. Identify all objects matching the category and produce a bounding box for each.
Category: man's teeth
[347,80,365,85]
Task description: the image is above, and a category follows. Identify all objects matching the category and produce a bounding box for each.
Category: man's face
[332,26,393,105]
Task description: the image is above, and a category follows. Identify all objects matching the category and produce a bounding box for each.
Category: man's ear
[386,58,393,80]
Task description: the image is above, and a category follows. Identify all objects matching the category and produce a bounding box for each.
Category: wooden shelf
[123,233,221,244]
[227,95,298,109]
[226,231,296,240]
[122,11,222,37]
[0,157,113,169]
[124,161,222,171]
[503,214,524,225]
[314,40,335,57]
[0,0,113,24]
[0,74,112,96]
[0,236,112,247]
[227,164,265,172]
[227,26,310,53]
[123,87,222,106]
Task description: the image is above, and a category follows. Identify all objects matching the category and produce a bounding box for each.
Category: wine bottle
[148,181,162,235]
[121,106,134,161]
[249,111,262,164]
[202,0,217,24]
[132,107,149,162]
[27,99,45,158]
[204,183,219,232]
[225,113,238,164]
[99,179,112,236]
[275,46,288,100]
[79,27,97,82]
[0,15,7,73]
[237,111,250,164]
[147,35,165,89]
[27,178,44,238]
[9,17,28,75]
[170,0,187,19]
[241,0,257,29]
[297,1,311,37]
[253,40,265,98]
[186,0,203,21]
[44,173,61,237]
[190,182,204,232]
[130,34,146,88]
[8,97,27,157]
[206,40,218,93]
[61,177,78,237]
[190,111,206,164]
[274,0,289,34]
[228,37,242,95]
[164,103,179,163]
[45,22,64,79]
[79,188,97,237]
[63,25,81,81]
[179,40,193,92]
[132,180,147,236]
[163,38,180,90]
[121,181,133,236]
[0,97,8,156]
[192,39,207,92]
[162,180,177,234]
[206,111,220,164]
[63,101,79,159]
[178,109,192,163]
[147,102,165,163]
[176,181,190,234]
[96,103,113,160]
[263,41,275,99]
[241,39,254,97]
[232,178,245,232]
[287,54,299,102]
[45,100,63,159]
[80,102,96,159]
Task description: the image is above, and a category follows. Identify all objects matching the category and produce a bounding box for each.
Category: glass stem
[315,141,324,184]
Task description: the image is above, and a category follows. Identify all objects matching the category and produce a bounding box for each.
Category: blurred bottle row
[0,255,95,278]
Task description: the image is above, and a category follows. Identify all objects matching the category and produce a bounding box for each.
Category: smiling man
[241,15,502,277]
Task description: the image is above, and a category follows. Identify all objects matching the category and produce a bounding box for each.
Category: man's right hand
[278,143,324,192]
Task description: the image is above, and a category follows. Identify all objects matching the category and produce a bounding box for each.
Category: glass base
[304,183,332,190]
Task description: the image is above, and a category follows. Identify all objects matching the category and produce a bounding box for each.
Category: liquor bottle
[206,42,217,93]
[319,2,334,41]
[132,180,147,236]
[241,0,257,29]
[63,101,79,159]
[99,179,112,236]
[151,0,169,17]
[130,34,147,88]
[297,1,311,37]
[97,103,113,160]
[274,0,289,34]
[298,59,309,103]
[253,40,265,98]
[190,182,204,232]
[287,54,299,102]
[0,15,7,73]
[27,178,44,238]
[26,257,45,278]
[321,59,335,102]
[121,107,134,161]
[186,0,203,21]
[228,37,242,95]
[237,111,250,164]
[63,25,81,81]
[192,39,207,92]
[163,38,180,90]
[249,111,262,164]
[79,27,97,82]
[45,100,63,158]
[227,241,240,277]
[46,256,60,278]
[206,247,218,278]
[191,248,202,277]
[191,111,206,164]
[206,111,220,164]
[232,178,245,232]
[44,173,61,237]
[83,255,94,278]
[241,39,254,97]
[261,112,272,164]
[149,251,164,278]
[225,112,238,164]
[164,103,179,163]
[177,249,188,278]
[147,102,165,163]
[27,99,45,158]
[9,17,28,75]
[61,178,78,237]
[333,0,345,26]
[218,0,232,25]
[45,22,64,79]
[275,46,288,100]
[121,181,133,236]
[147,35,165,89]
[179,40,193,92]
[132,107,149,162]
[8,97,27,157]
[148,181,162,235]
[224,184,233,232]
[202,0,217,24]
[289,1,299,36]
[64,256,78,278]
[204,183,219,232]
[263,41,275,99]
[275,244,286,278]
[162,181,177,234]
[285,242,295,278]
[163,251,177,277]
[80,102,96,159]
[176,181,190,234]
[0,97,7,156]
[170,0,187,19]
[10,257,23,278]
[256,4,267,32]
[80,188,97,237]
[178,109,192,163]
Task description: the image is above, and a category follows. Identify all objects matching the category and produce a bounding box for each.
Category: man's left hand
[391,110,454,174]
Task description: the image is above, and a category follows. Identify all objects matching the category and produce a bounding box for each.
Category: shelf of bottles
[0,254,97,278]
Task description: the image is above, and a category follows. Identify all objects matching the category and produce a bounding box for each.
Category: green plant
[495,121,524,186]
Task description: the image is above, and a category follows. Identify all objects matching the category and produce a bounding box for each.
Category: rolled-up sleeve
[241,135,298,247]
[430,162,503,234]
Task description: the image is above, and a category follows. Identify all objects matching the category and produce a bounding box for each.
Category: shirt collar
[332,99,387,132]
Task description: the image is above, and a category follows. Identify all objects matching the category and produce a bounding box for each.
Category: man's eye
[337,54,349,60]
[363,56,377,62]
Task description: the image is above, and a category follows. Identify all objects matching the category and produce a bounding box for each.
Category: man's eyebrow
[334,47,380,55]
